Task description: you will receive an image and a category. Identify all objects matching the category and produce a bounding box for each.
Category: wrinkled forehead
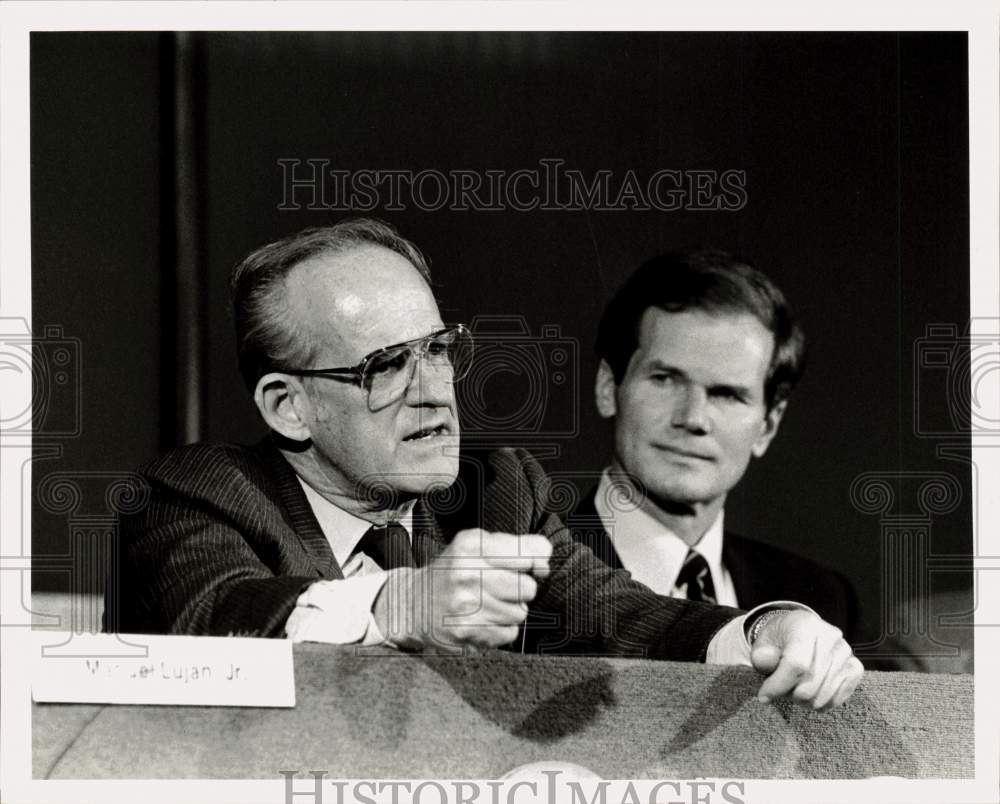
[285,244,442,361]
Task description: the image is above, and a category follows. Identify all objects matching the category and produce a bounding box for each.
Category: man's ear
[254,372,312,443]
[594,359,619,419]
[751,399,787,458]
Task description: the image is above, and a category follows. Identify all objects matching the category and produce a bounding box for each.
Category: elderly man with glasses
[107,218,862,709]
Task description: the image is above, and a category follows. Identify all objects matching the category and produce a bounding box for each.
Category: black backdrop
[31,32,972,651]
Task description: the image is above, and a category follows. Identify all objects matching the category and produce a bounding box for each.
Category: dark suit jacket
[566,487,860,643]
[105,440,742,660]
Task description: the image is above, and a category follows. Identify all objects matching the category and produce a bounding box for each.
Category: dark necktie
[675,549,717,604]
[356,522,415,571]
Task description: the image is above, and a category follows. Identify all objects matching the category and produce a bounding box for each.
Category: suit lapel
[255,438,343,580]
[411,499,448,567]
[568,487,625,571]
[413,446,495,565]
[252,440,470,574]
[722,532,765,609]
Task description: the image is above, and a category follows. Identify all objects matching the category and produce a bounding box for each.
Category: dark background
[30,32,972,651]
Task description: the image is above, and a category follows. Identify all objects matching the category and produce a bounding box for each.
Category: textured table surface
[33,643,973,780]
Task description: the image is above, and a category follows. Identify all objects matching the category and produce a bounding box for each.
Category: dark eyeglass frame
[278,324,471,390]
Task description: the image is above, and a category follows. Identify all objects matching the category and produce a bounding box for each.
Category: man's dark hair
[595,248,806,411]
[230,218,432,390]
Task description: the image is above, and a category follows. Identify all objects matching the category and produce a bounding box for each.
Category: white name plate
[31,632,295,707]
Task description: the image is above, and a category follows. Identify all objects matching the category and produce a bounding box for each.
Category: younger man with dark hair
[570,249,858,638]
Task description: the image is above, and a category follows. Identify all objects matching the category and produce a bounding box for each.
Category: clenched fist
[373,529,552,651]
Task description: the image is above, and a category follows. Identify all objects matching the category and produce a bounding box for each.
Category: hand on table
[751,609,863,711]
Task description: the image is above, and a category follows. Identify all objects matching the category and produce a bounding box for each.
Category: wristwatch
[747,608,787,645]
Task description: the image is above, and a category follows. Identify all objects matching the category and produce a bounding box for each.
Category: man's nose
[403,355,454,407]
[670,385,711,434]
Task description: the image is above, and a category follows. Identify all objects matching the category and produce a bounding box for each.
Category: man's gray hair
[230,218,432,390]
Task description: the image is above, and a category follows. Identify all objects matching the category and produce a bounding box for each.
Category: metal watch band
[748,608,787,645]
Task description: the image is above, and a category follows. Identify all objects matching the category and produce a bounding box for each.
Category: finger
[478,623,520,648]
[446,567,537,606]
[480,568,538,604]
[828,657,864,709]
[446,529,501,562]
[441,618,523,649]
[476,596,532,626]
[441,595,529,630]
[481,534,552,577]
[430,589,525,649]
[446,531,552,578]
[429,622,520,651]
[750,643,783,676]
[816,674,855,713]
[525,534,552,579]
[756,639,816,703]
[806,641,855,710]
[789,632,843,706]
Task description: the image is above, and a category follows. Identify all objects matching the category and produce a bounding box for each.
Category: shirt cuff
[284,573,390,645]
[704,600,816,666]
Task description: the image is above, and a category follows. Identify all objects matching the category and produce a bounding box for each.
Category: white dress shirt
[592,469,739,606]
[285,472,802,665]
[283,478,411,645]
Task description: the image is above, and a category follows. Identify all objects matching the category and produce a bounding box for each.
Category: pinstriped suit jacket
[106,439,742,660]
[567,487,860,642]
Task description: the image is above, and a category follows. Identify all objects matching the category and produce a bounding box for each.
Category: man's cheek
[441,453,460,481]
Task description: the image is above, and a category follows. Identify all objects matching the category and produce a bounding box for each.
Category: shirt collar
[296,477,415,568]
[593,468,725,594]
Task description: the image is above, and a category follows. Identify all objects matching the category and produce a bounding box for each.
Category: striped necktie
[675,549,717,604]
[356,522,415,571]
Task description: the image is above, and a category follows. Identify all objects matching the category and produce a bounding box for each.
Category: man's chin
[648,479,720,510]
[357,466,458,510]
[397,452,460,494]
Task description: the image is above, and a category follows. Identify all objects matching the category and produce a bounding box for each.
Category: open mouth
[403,425,448,442]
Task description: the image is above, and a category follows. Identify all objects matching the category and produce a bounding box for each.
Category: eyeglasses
[281,324,473,411]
